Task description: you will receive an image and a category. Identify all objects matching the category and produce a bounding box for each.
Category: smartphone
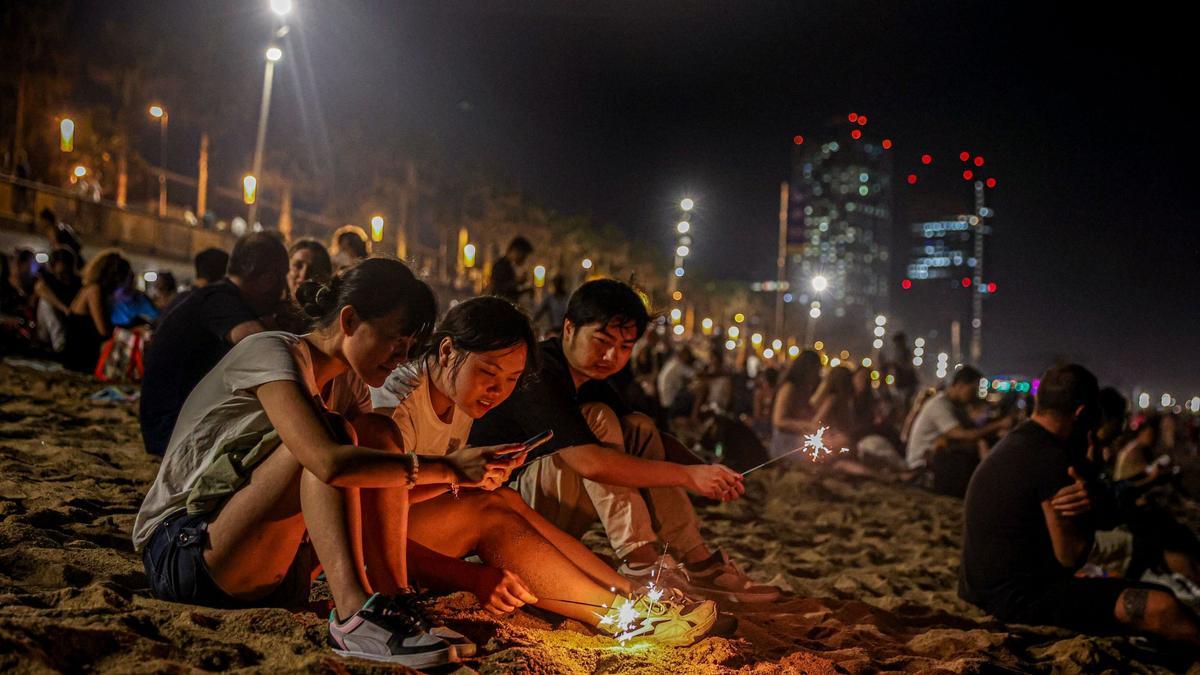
[521,429,554,452]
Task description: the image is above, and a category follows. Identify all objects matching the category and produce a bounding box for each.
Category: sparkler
[543,593,654,646]
[741,425,849,475]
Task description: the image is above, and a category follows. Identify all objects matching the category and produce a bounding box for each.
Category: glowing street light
[771,338,783,351]
[676,245,690,257]
[676,221,690,234]
[266,46,283,62]
[59,118,75,152]
[875,314,887,326]
[751,333,763,346]
[673,324,685,336]
[269,0,293,15]
[674,267,685,277]
[533,265,547,287]
[248,38,284,225]
[788,345,800,358]
[242,174,257,204]
[370,215,385,242]
[680,198,695,211]
[728,326,740,338]
[811,275,828,292]
[72,165,87,178]
[670,308,683,322]
[701,317,714,334]
[581,258,594,270]
[463,243,477,268]
[148,104,169,216]
[809,306,821,318]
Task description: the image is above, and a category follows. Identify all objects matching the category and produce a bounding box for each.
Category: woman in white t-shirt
[373,296,719,645]
[134,258,516,668]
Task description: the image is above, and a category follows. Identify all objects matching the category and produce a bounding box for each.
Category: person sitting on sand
[134,259,490,668]
[372,295,720,646]
[62,249,132,373]
[139,233,289,456]
[905,365,1013,496]
[770,349,823,459]
[469,278,781,603]
[959,364,1200,648]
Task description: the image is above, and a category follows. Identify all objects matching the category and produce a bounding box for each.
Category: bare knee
[495,487,527,510]
[349,412,402,451]
[581,402,623,447]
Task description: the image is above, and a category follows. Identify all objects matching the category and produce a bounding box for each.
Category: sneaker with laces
[392,589,477,659]
[328,593,453,667]
[682,549,781,603]
[618,553,693,592]
[597,591,718,647]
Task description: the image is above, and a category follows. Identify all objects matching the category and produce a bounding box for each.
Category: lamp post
[247,45,282,226]
[148,105,168,217]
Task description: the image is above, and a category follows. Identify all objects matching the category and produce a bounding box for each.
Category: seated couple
[960,364,1200,649]
[132,261,770,668]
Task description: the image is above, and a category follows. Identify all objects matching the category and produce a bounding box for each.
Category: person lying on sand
[959,364,1200,649]
[372,296,722,647]
[134,259,495,669]
[468,279,781,604]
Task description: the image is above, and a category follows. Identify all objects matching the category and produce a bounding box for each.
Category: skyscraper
[787,133,894,349]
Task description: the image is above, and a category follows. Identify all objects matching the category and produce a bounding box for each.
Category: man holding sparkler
[470,279,781,603]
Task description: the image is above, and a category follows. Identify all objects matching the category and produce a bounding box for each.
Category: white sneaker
[328,593,453,667]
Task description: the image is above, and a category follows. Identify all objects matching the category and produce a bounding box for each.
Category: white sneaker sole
[333,646,453,668]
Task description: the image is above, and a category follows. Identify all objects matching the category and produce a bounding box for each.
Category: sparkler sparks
[741,425,850,475]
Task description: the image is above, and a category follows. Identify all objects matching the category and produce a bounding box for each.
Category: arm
[556,442,743,500]
[1041,500,1094,568]
[257,380,459,487]
[407,539,538,614]
[34,279,69,314]
[85,287,109,336]
[940,416,1010,445]
[228,319,267,344]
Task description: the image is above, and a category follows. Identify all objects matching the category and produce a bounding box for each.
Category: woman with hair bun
[133,258,515,668]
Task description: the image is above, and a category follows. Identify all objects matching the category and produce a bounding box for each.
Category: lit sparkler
[741,425,850,475]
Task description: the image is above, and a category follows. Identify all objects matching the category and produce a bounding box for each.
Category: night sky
[65,1,1197,396]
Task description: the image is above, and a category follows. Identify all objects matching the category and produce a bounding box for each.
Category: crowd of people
[4,225,1200,666]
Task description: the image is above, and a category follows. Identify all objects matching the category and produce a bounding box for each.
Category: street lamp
[148,104,168,217]
[811,275,828,292]
[59,118,75,152]
[269,0,292,15]
[680,198,694,211]
[676,221,690,234]
[248,44,283,226]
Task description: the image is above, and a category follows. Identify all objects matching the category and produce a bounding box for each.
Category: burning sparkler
[741,425,850,475]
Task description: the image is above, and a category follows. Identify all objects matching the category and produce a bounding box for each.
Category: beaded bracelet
[406,453,419,490]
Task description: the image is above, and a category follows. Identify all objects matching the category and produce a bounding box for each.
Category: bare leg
[408,491,619,624]
[1114,587,1200,648]
[203,441,307,599]
[493,487,631,593]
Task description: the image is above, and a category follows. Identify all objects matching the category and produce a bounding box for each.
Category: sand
[0,361,1197,673]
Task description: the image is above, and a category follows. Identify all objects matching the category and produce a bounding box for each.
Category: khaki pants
[517,404,704,559]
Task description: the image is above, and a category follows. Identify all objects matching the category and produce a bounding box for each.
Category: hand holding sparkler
[682,463,745,501]
[469,566,539,614]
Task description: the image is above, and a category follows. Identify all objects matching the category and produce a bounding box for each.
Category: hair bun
[296,278,339,319]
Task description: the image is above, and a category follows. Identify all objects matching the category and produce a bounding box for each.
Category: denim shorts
[142,509,314,609]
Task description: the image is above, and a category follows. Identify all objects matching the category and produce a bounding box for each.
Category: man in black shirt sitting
[470,279,779,603]
[959,364,1200,647]
[139,233,288,456]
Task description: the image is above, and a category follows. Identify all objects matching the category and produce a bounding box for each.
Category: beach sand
[1,362,1196,673]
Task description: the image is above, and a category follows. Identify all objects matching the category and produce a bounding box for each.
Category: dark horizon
[43,1,1200,396]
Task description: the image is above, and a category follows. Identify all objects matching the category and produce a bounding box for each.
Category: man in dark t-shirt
[471,279,779,603]
[959,364,1200,646]
[139,234,287,456]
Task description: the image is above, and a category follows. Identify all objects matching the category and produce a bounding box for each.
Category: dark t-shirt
[139,280,258,456]
[469,338,631,463]
[958,420,1080,606]
[487,257,521,303]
